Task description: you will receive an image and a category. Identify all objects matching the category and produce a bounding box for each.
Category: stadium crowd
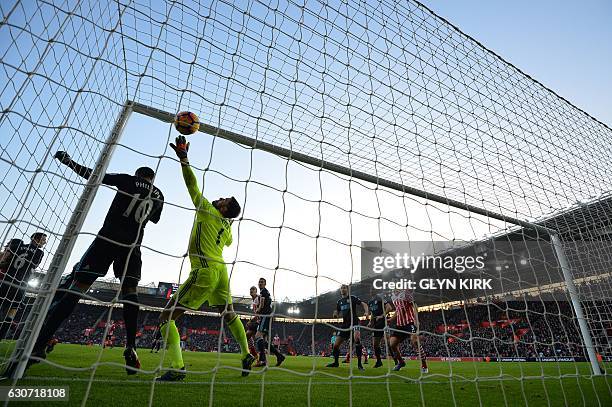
[11,300,607,360]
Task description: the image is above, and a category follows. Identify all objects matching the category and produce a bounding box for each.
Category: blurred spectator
[12,301,608,360]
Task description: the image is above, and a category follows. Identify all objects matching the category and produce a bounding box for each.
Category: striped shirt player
[248,290,261,328]
[245,286,260,358]
[391,289,416,334]
[252,295,260,313]
[388,288,428,373]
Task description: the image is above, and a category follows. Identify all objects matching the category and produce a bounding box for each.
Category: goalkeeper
[156,136,254,381]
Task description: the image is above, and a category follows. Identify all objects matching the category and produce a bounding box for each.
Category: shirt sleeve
[149,191,164,224]
[336,300,341,312]
[67,161,93,179]
[102,173,131,188]
[181,165,205,208]
[8,239,22,253]
[224,220,233,247]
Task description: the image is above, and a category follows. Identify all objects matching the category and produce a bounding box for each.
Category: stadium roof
[72,195,612,319]
[292,194,612,317]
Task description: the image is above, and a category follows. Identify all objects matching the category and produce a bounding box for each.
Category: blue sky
[2,0,611,303]
[88,0,612,300]
[421,0,611,126]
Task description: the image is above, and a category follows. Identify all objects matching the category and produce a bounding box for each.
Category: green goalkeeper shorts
[172,262,232,310]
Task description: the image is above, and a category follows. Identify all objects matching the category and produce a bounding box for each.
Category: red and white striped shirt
[251,296,259,312]
[251,296,260,312]
[251,295,260,321]
[391,289,416,326]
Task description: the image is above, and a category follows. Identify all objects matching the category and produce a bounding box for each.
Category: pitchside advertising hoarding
[401,357,597,362]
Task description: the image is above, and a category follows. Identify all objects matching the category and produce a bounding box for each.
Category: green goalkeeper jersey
[181,164,233,268]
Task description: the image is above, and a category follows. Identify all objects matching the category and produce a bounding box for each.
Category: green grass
[0,343,610,406]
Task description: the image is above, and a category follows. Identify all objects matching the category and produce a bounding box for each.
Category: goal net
[0,0,610,405]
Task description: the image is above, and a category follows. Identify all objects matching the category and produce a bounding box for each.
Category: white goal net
[0,0,610,406]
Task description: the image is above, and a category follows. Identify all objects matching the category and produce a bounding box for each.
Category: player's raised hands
[54,151,72,165]
[169,135,190,160]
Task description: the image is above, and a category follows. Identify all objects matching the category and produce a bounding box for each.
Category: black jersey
[337,295,363,327]
[368,295,385,318]
[259,287,272,315]
[1,239,44,284]
[97,173,164,244]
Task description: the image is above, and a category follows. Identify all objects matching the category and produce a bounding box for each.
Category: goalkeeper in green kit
[156,136,255,381]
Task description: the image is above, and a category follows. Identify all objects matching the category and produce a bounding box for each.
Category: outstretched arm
[54,151,93,179]
[170,136,203,208]
[54,151,125,186]
[181,163,203,208]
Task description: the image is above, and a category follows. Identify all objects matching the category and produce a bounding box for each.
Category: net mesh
[0,0,610,405]
[0,0,125,354]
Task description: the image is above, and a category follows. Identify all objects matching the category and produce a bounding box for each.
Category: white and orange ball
[174,111,200,135]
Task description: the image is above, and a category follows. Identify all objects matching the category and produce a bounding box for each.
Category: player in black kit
[367,287,387,368]
[0,232,47,340]
[254,278,285,367]
[27,151,164,375]
[326,284,369,370]
[150,328,162,353]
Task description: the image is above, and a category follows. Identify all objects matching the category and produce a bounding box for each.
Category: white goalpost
[8,102,134,379]
[1,0,610,405]
[6,98,606,379]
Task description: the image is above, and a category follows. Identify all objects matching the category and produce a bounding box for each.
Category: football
[174,111,200,135]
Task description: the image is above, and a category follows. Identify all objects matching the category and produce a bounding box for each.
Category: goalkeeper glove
[169,136,190,160]
[54,151,72,165]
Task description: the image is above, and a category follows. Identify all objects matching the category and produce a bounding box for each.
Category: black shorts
[391,323,417,341]
[0,283,25,308]
[257,316,271,334]
[337,325,360,340]
[372,319,386,338]
[73,238,142,286]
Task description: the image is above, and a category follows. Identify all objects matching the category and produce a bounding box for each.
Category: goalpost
[8,102,134,379]
[1,0,610,405]
[130,101,604,379]
[6,97,606,379]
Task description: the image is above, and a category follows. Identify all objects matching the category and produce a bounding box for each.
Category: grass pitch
[0,343,609,406]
